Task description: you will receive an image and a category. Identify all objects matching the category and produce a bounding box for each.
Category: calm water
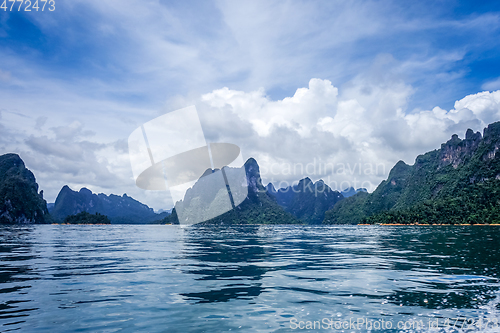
[1,225,500,332]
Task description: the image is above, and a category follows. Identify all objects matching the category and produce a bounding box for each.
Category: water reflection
[375,226,500,311]
[177,225,500,319]
[0,226,38,326]
[178,225,387,304]
[179,225,268,302]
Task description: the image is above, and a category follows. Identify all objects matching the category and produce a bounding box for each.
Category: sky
[1,0,500,210]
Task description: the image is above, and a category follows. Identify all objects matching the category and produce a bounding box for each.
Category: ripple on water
[0,225,499,332]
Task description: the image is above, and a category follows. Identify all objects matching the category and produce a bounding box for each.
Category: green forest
[63,212,111,224]
[362,179,500,225]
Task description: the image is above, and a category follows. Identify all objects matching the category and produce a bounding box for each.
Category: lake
[1,225,499,332]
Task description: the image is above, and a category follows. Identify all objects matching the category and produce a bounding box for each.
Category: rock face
[438,130,482,169]
[50,186,168,224]
[268,177,343,224]
[324,121,500,224]
[0,153,49,224]
[162,158,300,225]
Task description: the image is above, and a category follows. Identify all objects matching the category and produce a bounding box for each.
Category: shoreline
[358,223,500,226]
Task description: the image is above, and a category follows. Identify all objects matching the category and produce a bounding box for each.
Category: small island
[63,211,111,225]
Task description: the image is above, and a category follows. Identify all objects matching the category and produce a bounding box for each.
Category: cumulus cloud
[2,78,500,210]
[1,0,500,210]
[202,79,338,137]
[198,79,500,192]
[453,91,500,127]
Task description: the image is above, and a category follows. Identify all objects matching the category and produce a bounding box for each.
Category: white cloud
[453,91,500,127]
[2,76,500,209]
[1,0,500,210]
[482,78,500,91]
[202,78,338,137]
[0,117,174,210]
[199,78,500,192]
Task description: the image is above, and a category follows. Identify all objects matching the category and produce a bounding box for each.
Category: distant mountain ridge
[50,186,168,224]
[324,121,500,224]
[0,153,50,224]
[162,158,300,225]
[340,187,367,198]
[6,121,500,226]
[267,178,343,224]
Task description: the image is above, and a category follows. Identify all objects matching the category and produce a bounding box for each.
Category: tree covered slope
[0,153,50,224]
[324,121,500,224]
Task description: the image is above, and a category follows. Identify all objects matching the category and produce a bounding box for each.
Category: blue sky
[1,0,500,209]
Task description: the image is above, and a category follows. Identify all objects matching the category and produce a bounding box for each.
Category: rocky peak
[439,128,482,169]
[483,121,500,140]
[244,158,259,176]
[0,153,35,184]
[244,158,265,193]
[296,177,313,190]
[387,160,411,184]
[60,185,71,192]
[267,175,343,224]
[482,122,500,161]
[266,182,277,194]
[0,153,49,224]
[314,179,328,191]
[79,188,93,195]
[466,128,481,141]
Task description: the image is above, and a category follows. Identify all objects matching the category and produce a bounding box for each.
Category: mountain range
[324,122,500,225]
[50,185,169,224]
[267,178,343,224]
[2,120,500,225]
[161,158,301,225]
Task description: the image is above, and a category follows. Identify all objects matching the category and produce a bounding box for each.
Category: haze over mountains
[2,120,500,225]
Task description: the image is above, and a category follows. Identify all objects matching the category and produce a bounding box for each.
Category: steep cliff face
[244,158,269,201]
[482,122,500,162]
[268,177,343,224]
[0,153,49,224]
[438,130,482,169]
[51,186,168,224]
[324,121,500,224]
